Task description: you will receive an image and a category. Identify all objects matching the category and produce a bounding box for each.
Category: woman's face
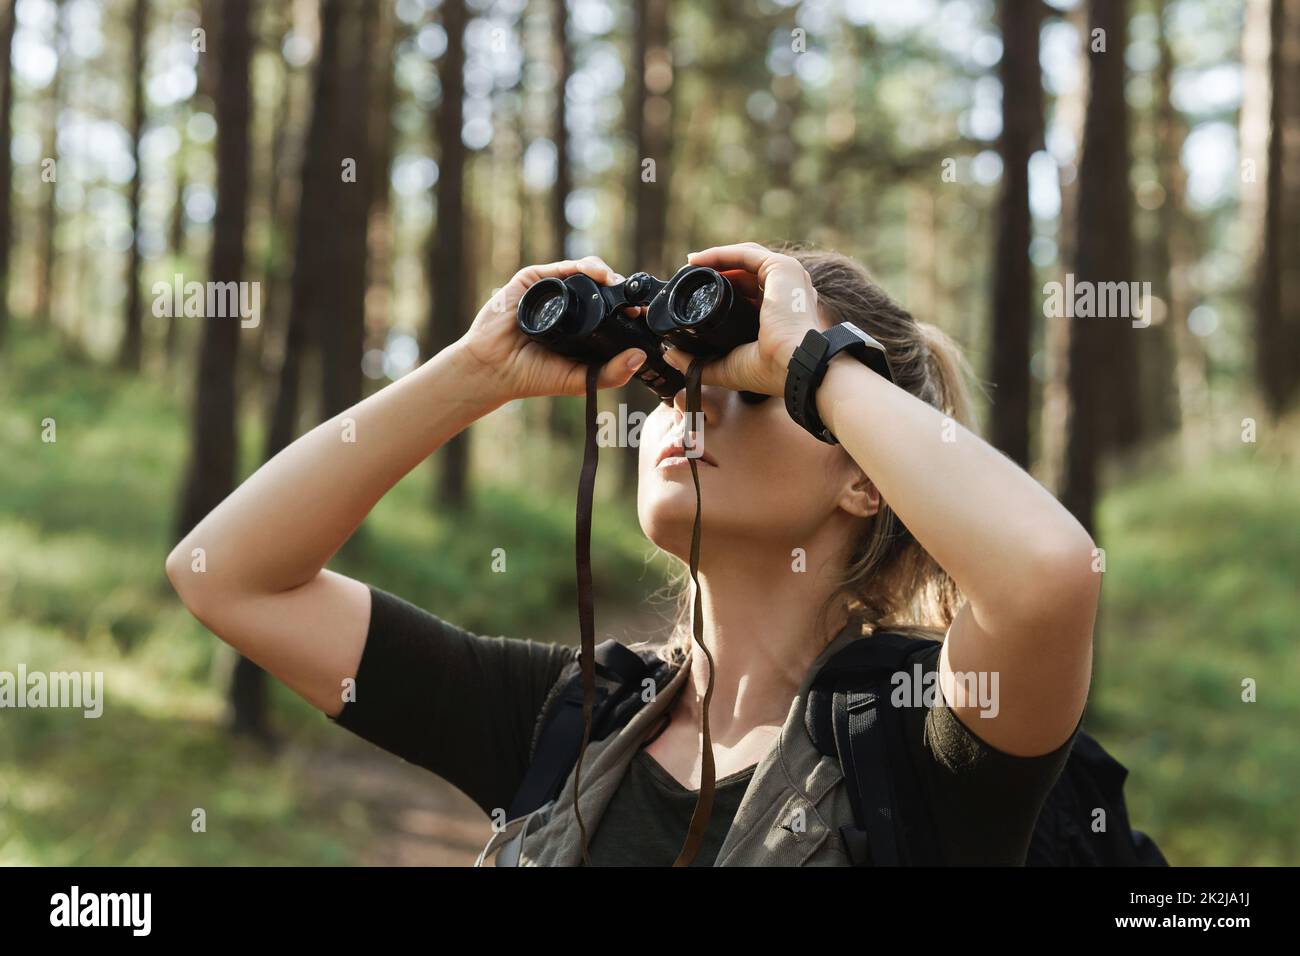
[636,382,875,563]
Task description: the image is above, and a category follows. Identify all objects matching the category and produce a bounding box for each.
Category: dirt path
[299,601,675,866]
[297,740,490,865]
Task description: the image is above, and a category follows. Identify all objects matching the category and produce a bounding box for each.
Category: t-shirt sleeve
[904,644,1081,865]
[327,585,579,817]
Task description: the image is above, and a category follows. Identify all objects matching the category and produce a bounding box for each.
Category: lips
[655,440,718,468]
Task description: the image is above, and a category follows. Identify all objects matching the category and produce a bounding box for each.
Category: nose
[669,382,723,423]
[667,384,723,457]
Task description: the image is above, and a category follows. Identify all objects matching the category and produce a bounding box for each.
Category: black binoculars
[516,265,761,402]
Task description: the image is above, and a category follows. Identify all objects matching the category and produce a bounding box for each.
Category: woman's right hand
[457,256,649,402]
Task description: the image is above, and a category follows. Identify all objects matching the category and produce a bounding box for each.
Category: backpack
[804,629,1168,866]
[509,635,1168,866]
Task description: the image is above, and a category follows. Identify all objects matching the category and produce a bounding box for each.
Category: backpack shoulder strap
[508,639,673,820]
[806,631,943,866]
[832,686,897,864]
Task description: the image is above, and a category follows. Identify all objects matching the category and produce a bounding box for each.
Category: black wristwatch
[784,323,895,444]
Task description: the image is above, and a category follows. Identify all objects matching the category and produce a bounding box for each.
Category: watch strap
[784,323,894,444]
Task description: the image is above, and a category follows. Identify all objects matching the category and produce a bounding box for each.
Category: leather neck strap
[571,359,717,867]
[571,363,601,865]
[671,357,717,866]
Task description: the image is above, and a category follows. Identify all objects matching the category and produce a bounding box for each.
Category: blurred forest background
[0,0,1297,866]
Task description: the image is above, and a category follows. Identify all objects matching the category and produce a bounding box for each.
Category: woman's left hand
[661,242,824,396]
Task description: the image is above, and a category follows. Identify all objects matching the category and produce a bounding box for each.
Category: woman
[167,242,1099,867]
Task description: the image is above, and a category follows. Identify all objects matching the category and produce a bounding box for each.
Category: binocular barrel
[516,265,760,402]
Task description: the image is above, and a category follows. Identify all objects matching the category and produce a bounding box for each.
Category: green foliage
[0,329,663,863]
[1091,451,1300,865]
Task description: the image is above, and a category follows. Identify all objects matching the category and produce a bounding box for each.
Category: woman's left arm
[672,243,1099,758]
[817,355,1098,757]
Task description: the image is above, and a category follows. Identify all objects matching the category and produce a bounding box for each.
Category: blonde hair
[654,246,977,664]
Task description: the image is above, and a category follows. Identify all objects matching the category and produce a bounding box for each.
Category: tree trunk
[1151,0,1207,455]
[515,6,536,271]
[550,0,572,264]
[426,0,470,507]
[319,0,376,421]
[620,0,673,492]
[1096,49,1142,456]
[988,0,1042,468]
[546,0,580,441]
[1256,0,1300,415]
[35,0,68,327]
[1041,2,1088,494]
[165,123,189,361]
[172,0,259,737]
[1135,10,1182,445]
[264,0,342,462]
[1061,0,1135,535]
[253,1,295,394]
[0,0,19,346]
[119,0,150,370]
[365,0,399,350]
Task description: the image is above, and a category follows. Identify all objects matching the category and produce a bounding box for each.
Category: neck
[674,526,855,741]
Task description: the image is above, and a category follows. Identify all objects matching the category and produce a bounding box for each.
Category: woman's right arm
[165,256,646,718]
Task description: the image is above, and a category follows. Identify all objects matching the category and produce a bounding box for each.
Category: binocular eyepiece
[517,265,761,401]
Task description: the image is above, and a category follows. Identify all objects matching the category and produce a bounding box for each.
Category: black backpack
[509,634,1168,866]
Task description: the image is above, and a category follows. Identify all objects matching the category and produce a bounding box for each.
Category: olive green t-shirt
[330,586,1075,865]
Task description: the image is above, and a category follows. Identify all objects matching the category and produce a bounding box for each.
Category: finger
[685,242,775,275]
[561,348,647,396]
[711,252,816,328]
[689,244,812,298]
[516,260,577,283]
[598,347,648,389]
[523,256,622,286]
[508,262,576,303]
[662,347,734,390]
[719,268,762,302]
[578,255,624,285]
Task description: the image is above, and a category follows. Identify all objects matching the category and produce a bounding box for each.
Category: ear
[836,462,880,519]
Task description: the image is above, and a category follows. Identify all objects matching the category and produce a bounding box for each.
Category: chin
[637,487,703,561]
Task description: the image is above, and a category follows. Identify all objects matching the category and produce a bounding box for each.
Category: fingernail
[628,350,646,369]
[612,272,626,283]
